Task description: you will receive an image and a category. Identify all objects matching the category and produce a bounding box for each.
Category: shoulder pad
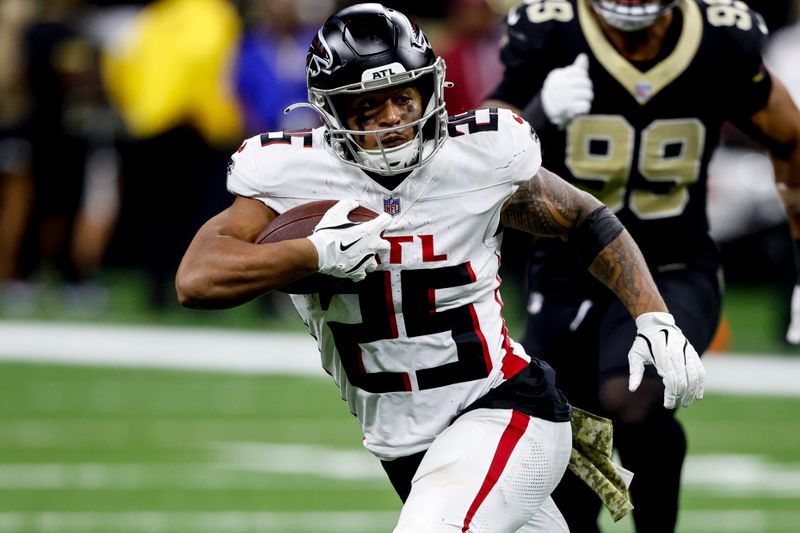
[496,107,540,148]
[447,108,537,140]
[502,0,577,62]
[447,108,541,186]
[226,130,323,199]
[258,129,316,150]
[697,0,769,52]
[447,108,501,137]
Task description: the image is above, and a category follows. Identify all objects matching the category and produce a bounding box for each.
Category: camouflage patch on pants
[568,407,634,522]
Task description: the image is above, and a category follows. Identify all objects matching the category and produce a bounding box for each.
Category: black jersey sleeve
[487,3,564,110]
[709,3,773,118]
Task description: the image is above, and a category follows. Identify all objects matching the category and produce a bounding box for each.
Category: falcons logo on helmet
[407,18,431,51]
[308,31,334,77]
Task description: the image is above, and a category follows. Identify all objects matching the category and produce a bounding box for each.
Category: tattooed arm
[501,167,704,407]
[500,167,667,318]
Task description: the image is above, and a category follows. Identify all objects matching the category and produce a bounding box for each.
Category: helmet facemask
[316,58,447,175]
[592,0,680,32]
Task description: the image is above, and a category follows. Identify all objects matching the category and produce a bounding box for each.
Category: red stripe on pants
[461,410,530,532]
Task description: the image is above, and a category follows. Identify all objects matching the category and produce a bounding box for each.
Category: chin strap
[358,136,420,171]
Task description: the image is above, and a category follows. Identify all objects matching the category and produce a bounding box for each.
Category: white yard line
[0,321,322,374]
[1,509,799,533]
[1,320,800,395]
[214,442,385,479]
[0,445,796,494]
[0,511,399,533]
[701,354,800,396]
[0,443,384,490]
[683,454,800,496]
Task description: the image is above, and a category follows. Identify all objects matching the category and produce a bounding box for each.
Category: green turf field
[2,271,799,531]
[1,362,798,533]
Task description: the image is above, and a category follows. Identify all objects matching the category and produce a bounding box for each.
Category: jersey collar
[579,0,703,105]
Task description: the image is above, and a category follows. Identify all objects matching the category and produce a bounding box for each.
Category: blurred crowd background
[0,0,798,339]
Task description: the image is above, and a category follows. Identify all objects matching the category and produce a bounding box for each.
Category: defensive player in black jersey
[484,0,800,531]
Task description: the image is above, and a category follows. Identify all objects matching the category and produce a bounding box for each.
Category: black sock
[550,468,603,533]
[615,416,687,533]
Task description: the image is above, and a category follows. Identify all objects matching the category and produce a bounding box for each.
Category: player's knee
[599,375,670,425]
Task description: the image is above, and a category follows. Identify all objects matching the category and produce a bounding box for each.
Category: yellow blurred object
[102,0,242,145]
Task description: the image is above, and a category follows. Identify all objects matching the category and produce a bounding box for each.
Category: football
[256,200,380,294]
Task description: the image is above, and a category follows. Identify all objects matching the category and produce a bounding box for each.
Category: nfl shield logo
[384,197,401,216]
[635,81,652,102]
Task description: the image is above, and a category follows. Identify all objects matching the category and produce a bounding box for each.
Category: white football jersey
[228,108,543,460]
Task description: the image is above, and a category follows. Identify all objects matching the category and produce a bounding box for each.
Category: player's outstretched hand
[786,285,800,344]
[541,53,593,128]
[627,312,705,409]
[307,199,391,282]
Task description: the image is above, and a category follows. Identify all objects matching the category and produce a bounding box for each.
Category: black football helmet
[288,3,448,175]
[593,0,681,31]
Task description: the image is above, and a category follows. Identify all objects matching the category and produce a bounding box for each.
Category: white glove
[628,312,706,409]
[306,199,391,282]
[786,285,800,344]
[541,53,594,128]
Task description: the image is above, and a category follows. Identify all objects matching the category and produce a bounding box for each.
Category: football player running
[177,3,707,531]
[484,0,800,531]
